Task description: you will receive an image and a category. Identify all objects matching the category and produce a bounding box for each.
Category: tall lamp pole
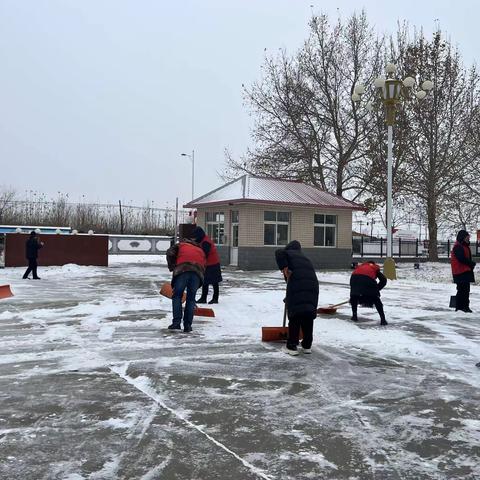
[352,63,433,279]
[181,150,195,200]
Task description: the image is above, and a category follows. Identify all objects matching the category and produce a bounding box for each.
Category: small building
[184,175,364,270]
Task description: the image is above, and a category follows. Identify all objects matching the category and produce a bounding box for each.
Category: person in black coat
[451,230,476,312]
[350,261,388,325]
[22,231,44,280]
[275,240,319,356]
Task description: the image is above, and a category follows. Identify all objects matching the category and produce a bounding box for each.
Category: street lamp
[181,150,195,200]
[353,64,433,279]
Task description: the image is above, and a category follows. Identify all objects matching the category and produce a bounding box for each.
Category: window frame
[313,213,337,248]
[263,211,290,246]
[205,211,225,245]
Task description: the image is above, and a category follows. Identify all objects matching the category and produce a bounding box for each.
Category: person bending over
[166,238,206,333]
[350,261,388,326]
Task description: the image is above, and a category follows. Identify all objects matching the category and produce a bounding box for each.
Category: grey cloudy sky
[1,0,478,208]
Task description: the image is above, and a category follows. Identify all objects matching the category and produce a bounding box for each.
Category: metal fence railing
[353,238,480,258]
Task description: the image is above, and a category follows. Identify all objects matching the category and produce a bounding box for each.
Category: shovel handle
[329,300,350,309]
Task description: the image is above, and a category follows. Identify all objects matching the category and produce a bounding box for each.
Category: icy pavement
[0,258,479,480]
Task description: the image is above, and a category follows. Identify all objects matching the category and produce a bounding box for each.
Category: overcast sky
[0,0,478,208]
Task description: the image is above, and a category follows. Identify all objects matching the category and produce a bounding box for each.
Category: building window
[314,214,337,247]
[264,211,290,246]
[206,211,225,245]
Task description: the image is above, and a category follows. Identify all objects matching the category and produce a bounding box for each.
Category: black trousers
[456,282,470,310]
[288,314,314,350]
[23,258,39,279]
[200,283,219,301]
[351,295,386,322]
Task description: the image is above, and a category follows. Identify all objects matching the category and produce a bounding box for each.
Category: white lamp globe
[72,229,78,235]
[416,90,427,100]
[88,230,94,235]
[35,228,41,234]
[422,80,433,91]
[403,76,415,88]
[351,93,361,102]
[354,84,365,95]
[55,228,61,234]
[374,76,386,88]
[386,63,396,74]
[15,227,22,233]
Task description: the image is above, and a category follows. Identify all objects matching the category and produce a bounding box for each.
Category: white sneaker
[282,346,299,356]
[301,347,312,354]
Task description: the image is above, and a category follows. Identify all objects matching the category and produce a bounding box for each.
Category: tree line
[226,12,480,260]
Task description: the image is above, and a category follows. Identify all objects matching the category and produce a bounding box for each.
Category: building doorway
[230,210,239,266]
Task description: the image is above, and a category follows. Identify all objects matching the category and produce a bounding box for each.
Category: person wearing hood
[350,261,388,325]
[451,230,476,313]
[275,240,319,356]
[192,226,223,304]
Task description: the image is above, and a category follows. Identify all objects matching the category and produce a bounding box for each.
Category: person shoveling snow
[350,261,388,326]
[275,240,319,356]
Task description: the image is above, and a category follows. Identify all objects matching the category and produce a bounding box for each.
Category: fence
[353,238,480,258]
[0,198,190,235]
[108,234,173,254]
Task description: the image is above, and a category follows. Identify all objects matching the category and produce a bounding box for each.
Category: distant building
[184,175,364,270]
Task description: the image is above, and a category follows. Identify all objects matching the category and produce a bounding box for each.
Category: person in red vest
[192,227,223,304]
[350,261,388,325]
[451,230,476,313]
[166,239,206,332]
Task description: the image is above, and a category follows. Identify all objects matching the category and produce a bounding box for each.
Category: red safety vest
[451,241,472,276]
[352,262,379,280]
[176,242,206,268]
[201,236,220,266]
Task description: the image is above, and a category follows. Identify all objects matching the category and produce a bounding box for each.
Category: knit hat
[456,230,470,242]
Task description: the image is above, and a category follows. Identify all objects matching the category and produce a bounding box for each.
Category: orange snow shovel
[0,285,14,299]
[262,302,303,342]
[262,303,289,342]
[317,300,350,315]
[159,282,215,318]
[193,306,215,318]
[160,282,186,303]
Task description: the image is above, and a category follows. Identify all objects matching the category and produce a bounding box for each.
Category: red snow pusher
[0,285,14,299]
[262,303,302,342]
[317,300,350,315]
[159,282,215,318]
[160,282,186,303]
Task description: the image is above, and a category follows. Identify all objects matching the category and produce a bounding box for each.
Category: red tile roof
[184,175,364,210]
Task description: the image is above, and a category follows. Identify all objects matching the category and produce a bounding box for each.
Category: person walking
[192,226,223,304]
[166,238,206,333]
[275,240,319,356]
[451,230,476,313]
[350,261,388,325]
[22,231,44,280]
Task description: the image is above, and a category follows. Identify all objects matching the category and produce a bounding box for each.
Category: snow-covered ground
[0,257,479,479]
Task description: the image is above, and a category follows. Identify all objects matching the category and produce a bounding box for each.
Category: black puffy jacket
[275,240,319,320]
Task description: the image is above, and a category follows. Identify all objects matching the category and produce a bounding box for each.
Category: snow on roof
[184,175,364,210]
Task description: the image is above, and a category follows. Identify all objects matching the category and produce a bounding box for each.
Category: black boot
[196,296,207,304]
[208,298,218,304]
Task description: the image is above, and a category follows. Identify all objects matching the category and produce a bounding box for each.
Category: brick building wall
[195,203,354,270]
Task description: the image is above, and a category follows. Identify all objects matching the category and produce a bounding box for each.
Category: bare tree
[0,187,16,224]
[227,11,384,198]
[393,30,480,259]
